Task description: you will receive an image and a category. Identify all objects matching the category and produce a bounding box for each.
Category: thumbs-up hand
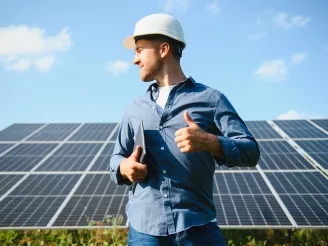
[120,145,148,182]
[175,110,208,153]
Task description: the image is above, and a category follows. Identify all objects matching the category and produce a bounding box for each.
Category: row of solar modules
[0,172,327,228]
[0,139,327,172]
[1,119,327,142]
[0,123,118,142]
[0,120,327,229]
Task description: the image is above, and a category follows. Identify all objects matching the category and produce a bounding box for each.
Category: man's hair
[134,34,184,61]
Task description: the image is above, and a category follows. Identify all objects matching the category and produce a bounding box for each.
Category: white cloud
[34,55,55,72]
[277,110,306,120]
[205,1,220,15]
[159,0,190,15]
[247,32,266,41]
[0,25,72,73]
[253,60,287,81]
[104,60,130,76]
[6,58,31,72]
[274,12,310,29]
[277,110,325,120]
[290,52,308,67]
[254,52,308,81]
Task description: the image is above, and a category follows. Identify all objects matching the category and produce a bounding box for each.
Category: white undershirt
[155,85,176,116]
[155,85,217,223]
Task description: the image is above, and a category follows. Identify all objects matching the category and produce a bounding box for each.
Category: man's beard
[140,59,163,82]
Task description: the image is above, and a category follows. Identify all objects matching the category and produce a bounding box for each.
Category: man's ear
[160,42,170,58]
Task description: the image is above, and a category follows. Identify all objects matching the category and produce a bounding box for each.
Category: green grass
[0,216,327,246]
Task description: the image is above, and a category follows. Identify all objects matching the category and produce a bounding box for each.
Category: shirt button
[159,126,163,130]
[161,147,164,150]
[164,194,168,198]
[163,170,166,174]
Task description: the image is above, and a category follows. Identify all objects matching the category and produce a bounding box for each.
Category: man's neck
[155,67,187,87]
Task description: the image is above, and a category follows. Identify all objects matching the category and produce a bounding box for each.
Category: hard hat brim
[123,36,135,50]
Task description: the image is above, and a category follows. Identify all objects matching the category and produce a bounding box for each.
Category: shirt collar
[146,76,196,92]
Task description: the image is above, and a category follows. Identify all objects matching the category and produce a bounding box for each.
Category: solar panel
[311,119,328,132]
[90,143,115,171]
[53,174,128,227]
[215,165,257,171]
[0,124,44,141]
[0,174,81,227]
[0,175,24,196]
[214,173,291,226]
[258,141,314,170]
[110,129,118,141]
[10,174,81,196]
[36,143,103,171]
[273,120,327,139]
[265,172,328,226]
[0,196,66,227]
[295,140,328,169]
[26,124,80,141]
[0,121,327,229]
[0,143,58,171]
[245,121,282,139]
[0,144,14,154]
[68,123,117,141]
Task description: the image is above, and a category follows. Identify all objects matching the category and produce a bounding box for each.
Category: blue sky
[0,0,327,131]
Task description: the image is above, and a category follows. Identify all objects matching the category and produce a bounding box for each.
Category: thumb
[131,145,141,161]
[184,110,198,127]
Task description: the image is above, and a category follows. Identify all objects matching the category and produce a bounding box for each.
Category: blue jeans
[128,222,227,246]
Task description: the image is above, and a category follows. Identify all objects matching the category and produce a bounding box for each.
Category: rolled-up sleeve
[110,113,134,185]
[213,94,260,167]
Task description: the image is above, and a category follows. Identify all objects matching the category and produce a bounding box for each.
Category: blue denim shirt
[110,77,260,236]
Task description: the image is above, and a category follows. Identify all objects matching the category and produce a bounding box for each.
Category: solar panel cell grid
[214,195,291,226]
[214,173,292,226]
[258,141,314,170]
[215,173,271,194]
[273,120,327,139]
[68,123,117,141]
[53,196,128,226]
[75,174,116,195]
[9,174,81,196]
[36,143,103,171]
[312,119,328,132]
[0,175,24,196]
[0,144,58,171]
[27,124,80,141]
[0,196,65,227]
[266,172,328,226]
[0,124,44,141]
[215,165,257,171]
[53,177,128,227]
[0,144,14,154]
[245,121,282,139]
[296,140,328,169]
[90,143,114,171]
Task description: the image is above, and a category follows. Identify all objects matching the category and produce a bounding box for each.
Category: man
[110,13,260,245]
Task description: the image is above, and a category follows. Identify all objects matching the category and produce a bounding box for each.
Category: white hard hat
[123,13,186,50]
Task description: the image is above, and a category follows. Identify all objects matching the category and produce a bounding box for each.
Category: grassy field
[0,216,327,246]
[1,228,327,245]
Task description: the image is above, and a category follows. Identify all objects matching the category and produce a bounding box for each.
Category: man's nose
[133,54,140,65]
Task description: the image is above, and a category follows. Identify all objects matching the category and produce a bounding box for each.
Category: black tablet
[132,120,146,194]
